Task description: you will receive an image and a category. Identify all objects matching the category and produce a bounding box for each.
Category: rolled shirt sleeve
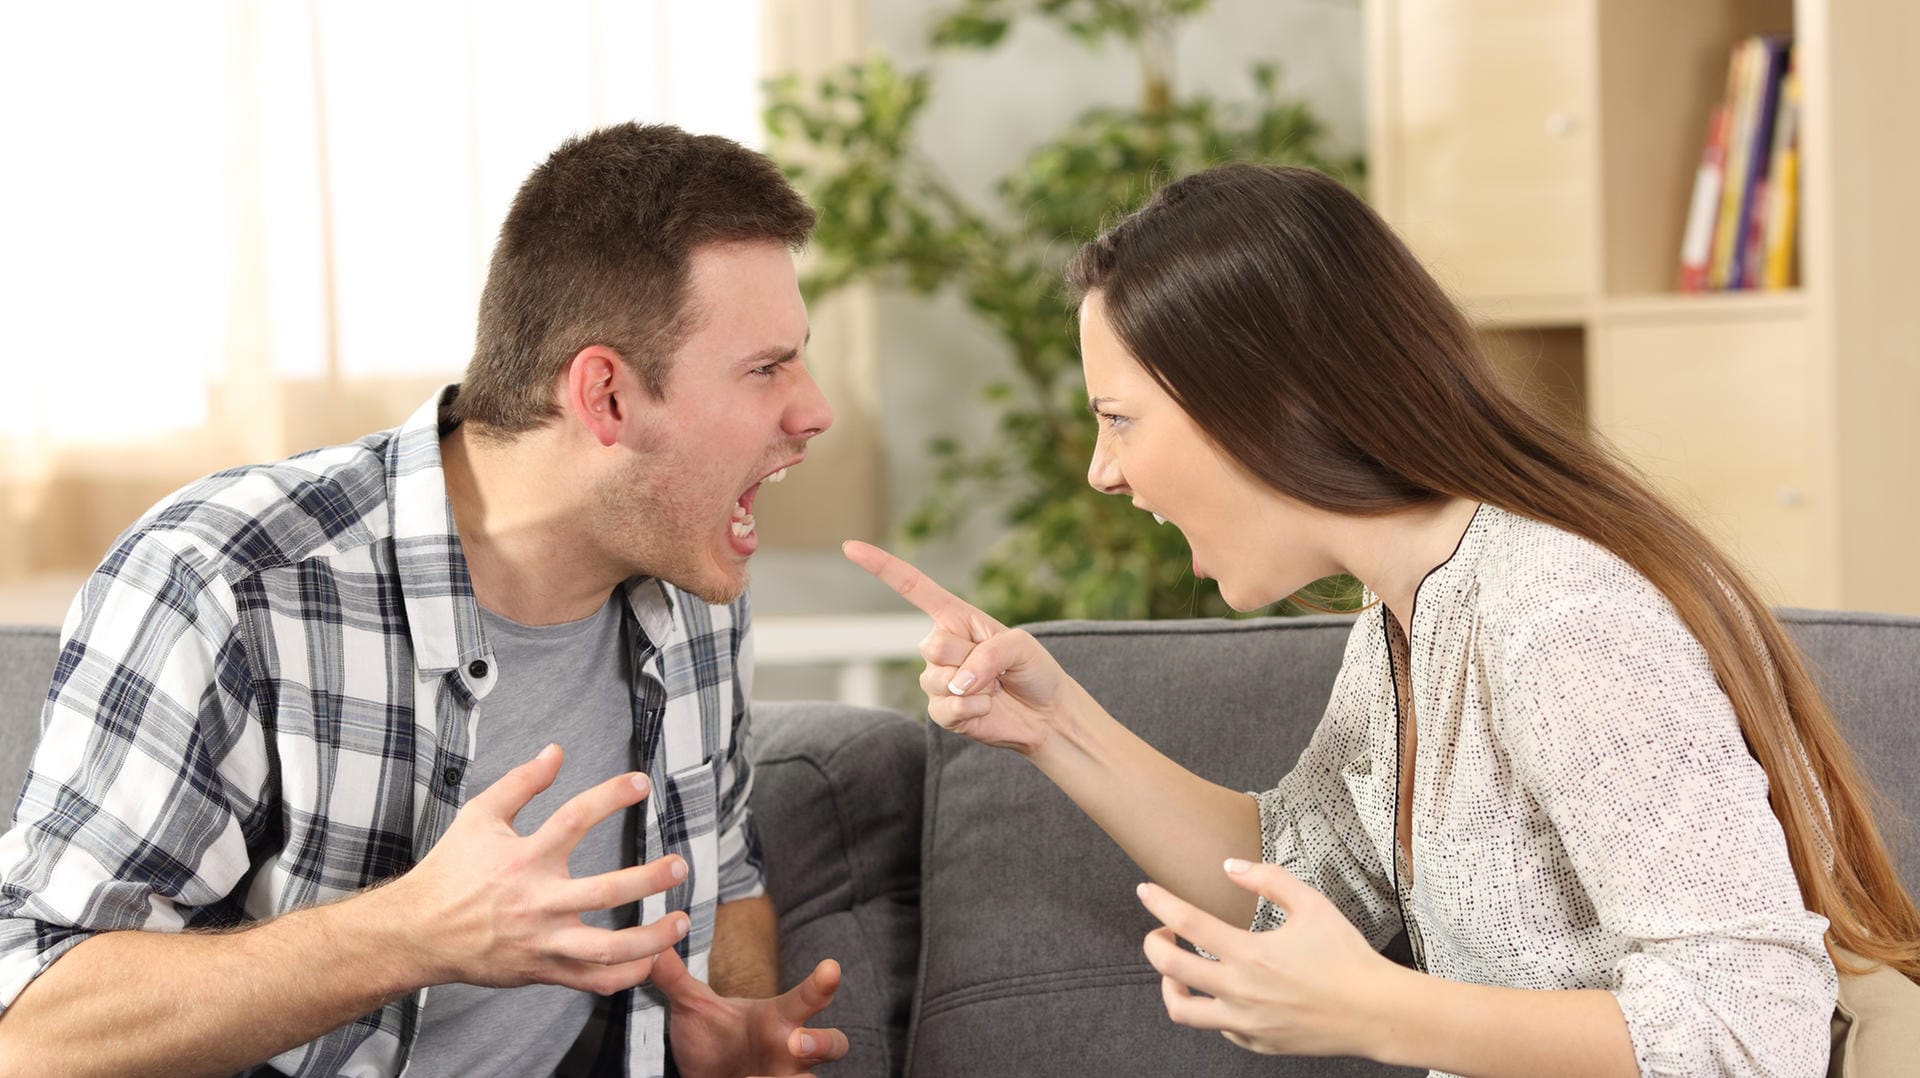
[1498,594,1836,1077]
[0,536,261,1010]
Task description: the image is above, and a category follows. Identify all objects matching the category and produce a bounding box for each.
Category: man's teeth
[1152,513,1168,525]
[731,502,756,538]
[764,467,788,484]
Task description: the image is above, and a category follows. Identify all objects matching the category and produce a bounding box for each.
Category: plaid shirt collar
[388,386,678,680]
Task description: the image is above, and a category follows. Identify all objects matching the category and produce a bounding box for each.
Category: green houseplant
[766,0,1362,623]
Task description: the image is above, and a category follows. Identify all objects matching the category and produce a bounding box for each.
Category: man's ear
[563,346,631,448]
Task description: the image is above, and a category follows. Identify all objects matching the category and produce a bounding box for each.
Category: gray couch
[3,610,1917,1076]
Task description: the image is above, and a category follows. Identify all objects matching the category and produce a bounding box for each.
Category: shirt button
[443,765,463,787]
[467,659,489,679]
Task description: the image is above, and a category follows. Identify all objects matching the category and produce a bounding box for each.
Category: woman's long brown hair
[1067,163,1920,981]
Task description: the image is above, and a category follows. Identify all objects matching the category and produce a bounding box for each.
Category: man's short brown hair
[454,123,815,434]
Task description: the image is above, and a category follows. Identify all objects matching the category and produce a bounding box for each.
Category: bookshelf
[1364,0,1920,614]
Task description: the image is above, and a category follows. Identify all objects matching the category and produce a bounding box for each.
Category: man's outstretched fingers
[462,743,565,822]
[552,954,660,997]
[646,943,709,1006]
[776,959,842,1025]
[549,914,688,969]
[530,771,650,855]
[789,1023,851,1064]
[558,855,686,914]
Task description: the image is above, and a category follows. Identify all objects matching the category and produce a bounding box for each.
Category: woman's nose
[1086,442,1126,495]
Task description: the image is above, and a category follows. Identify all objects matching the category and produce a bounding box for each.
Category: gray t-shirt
[409,593,636,1078]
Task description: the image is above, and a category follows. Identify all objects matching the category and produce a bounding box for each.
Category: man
[0,123,847,1077]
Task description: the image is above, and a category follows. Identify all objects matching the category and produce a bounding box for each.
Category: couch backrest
[906,609,1920,1078]
[0,626,58,819]
[1770,609,1920,886]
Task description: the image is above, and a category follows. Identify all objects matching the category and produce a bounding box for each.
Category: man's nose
[784,365,834,440]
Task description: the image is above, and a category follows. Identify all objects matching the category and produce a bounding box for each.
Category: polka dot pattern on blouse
[1249,505,1836,1077]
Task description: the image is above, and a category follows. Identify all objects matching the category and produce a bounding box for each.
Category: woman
[844,164,1920,1077]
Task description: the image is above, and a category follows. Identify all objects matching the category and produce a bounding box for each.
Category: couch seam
[902,720,944,1078]
[917,966,1159,1021]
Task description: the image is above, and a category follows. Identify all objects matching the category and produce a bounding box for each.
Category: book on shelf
[1706,38,1761,290]
[1678,103,1731,292]
[1731,37,1790,289]
[1681,35,1799,293]
[1760,57,1801,289]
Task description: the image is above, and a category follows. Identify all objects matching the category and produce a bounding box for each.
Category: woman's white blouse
[1251,505,1836,1077]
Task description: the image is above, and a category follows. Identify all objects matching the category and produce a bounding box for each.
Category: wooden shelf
[1598,290,1807,325]
[1461,295,1590,330]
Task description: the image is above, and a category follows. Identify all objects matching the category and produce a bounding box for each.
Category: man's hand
[377,744,690,994]
[656,947,849,1078]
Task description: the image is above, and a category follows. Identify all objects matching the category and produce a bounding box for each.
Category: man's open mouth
[728,461,798,547]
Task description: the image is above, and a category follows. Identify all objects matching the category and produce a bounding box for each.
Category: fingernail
[948,670,977,695]
[631,773,649,794]
[538,743,559,761]
[799,1033,816,1055]
[1135,882,1149,900]
[675,916,689,939]
[1224,858,1252,875]
[670,858,687,881]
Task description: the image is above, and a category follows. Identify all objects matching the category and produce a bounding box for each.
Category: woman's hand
[1136,859,1397,1060]
[843,540,1078,756]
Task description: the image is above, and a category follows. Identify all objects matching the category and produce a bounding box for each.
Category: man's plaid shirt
[0,388,765,1076]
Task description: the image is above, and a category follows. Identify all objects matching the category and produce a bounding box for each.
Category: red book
[1679,104,1732,293]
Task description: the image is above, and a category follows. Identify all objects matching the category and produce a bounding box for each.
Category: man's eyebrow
[1087,395,1116,414]
[741,328,812,367]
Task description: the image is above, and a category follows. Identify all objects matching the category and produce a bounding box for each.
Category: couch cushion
[752,700,924,1078]
[1779,609,1920,897]
[0,625,60,824]
[908,615,1418,1077]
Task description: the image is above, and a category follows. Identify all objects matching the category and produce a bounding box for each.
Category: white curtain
[0,0,763,580]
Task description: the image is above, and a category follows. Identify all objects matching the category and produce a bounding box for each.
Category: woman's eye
[1100,413,1130,430]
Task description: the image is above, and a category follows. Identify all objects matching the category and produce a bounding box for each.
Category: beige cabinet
[1372,1,1594,318]
[1591,305,1829,603]
[1365,0,1920,614]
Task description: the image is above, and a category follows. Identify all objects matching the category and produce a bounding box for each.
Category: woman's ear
[563,346,629,448]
